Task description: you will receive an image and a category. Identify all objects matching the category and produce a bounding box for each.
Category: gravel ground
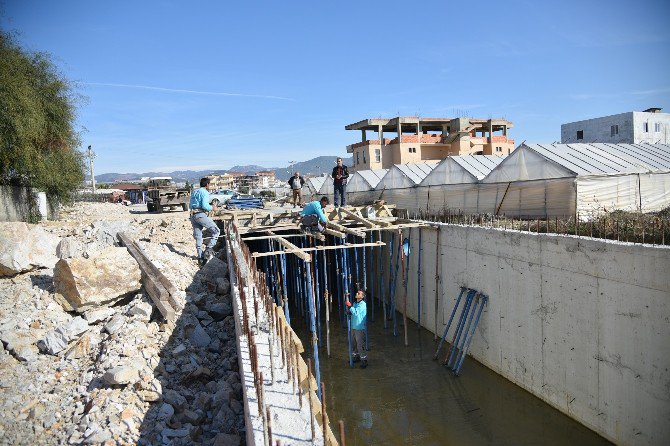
[0,202,244,445]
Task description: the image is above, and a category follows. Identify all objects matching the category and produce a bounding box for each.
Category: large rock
[37,316,90,355]
[103,366,139,385]
[53,246,141,312]
[91,220,133,246]
[199,257,229,287]
[0,222,59,277]
[56,236,84,259]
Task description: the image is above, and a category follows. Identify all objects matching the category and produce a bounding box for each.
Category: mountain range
[93,156,353,183]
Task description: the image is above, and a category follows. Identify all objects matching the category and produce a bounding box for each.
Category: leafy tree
[0,30,84,206]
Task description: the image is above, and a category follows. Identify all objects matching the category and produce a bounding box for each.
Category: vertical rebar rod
[343,245,353,368]
[339,420,346,446]
[321,382,328,443]
[307,358,316,442]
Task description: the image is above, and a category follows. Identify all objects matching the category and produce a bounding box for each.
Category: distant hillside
[92,156,352,184]
[272,156,353,180]
[226,165,267,174]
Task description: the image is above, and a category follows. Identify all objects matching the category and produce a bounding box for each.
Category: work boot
[352,356,360,364]
[198,255,207,267]
[360,359,368,369]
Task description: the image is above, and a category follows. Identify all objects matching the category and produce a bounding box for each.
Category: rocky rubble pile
[0,203,243,445]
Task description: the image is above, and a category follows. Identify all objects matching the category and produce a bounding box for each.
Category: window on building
[576,130,583,140]
[363,152,366,164]
[655,123,662,132]
[643,122,649,133]
[496,146,502,152]
[356,152,360,164]
[611,125,619,136]
[408,147,416,153]
[375,149,381,163]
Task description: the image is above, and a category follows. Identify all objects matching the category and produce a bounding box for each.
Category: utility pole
[86,145,96,193]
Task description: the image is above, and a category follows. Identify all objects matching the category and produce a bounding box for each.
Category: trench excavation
[220,206,613,445]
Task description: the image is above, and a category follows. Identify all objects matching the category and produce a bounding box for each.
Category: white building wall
[372,225,670,445]
[633,112,670,144]
[561,111,670,144]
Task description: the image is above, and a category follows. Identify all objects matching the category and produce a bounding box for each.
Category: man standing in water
[346,290,368,368]
[189,177,220,266]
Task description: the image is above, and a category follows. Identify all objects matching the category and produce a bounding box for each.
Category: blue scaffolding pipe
[434,287,467,359]
[386,232,394,330]
[314,240,322,345]
[452,293,481,371]
[304,261,322,398]
[454,295,488,375]
[279,253,290,325]
[390,232,402,337]
[342,243,353,368]
[444,290,476,366]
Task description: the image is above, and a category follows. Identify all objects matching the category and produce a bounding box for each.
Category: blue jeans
[190,212,220,257]
[334,183,346,207]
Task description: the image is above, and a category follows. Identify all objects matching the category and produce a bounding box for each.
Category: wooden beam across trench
[251,240,385,259]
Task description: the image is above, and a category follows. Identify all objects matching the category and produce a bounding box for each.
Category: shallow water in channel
[293,309,611,446]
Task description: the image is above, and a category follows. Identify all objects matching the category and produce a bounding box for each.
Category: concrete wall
[372,225,670,445]
[0,186,33,222]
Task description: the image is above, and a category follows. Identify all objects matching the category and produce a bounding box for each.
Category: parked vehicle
[209,189,237,206]
[146,177,191,212]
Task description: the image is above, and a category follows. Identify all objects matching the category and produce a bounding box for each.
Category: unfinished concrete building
[345,116,515,171]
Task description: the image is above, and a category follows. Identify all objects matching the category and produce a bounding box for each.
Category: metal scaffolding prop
[218,203,445,441]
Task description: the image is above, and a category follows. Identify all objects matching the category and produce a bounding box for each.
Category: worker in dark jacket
[331,157,349,208]
[346,290,368,368]
[287,172,305,208]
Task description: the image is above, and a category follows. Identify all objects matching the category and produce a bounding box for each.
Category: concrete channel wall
[376,224,670,445]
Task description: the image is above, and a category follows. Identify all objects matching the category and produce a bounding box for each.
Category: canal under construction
[220,204,668,445]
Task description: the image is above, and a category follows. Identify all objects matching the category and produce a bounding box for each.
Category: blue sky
[2,0,669,174]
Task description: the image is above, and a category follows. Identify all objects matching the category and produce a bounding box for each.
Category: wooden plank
[322,227,345,238]
[251,240,385,258]
[142,273,176,321]
[326,221,365,239]
[118,232,182,312]
[338,207,379,228]
[267,230,311,262]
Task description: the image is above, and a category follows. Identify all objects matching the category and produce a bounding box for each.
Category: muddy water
[293,313,610,446]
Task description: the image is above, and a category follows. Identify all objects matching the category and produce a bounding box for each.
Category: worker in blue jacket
[346,290,368,368]
[189,177,221,265]
[300,196,329,233]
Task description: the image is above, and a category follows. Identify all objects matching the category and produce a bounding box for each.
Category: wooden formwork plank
[326,221,365,239]
[251,240,385,258]
[266,230,312,262]
[338,207,375,228]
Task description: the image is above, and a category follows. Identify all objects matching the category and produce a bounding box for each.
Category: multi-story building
[345,116,514,171]
[561,107,670,144]
[206,173,234,191]
[255,171,276,189]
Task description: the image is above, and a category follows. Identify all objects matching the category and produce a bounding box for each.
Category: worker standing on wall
[287,171,305,208]
[300,196,329,233]
[189,177,220,266]
[346,290,368,368]
[331,157,349,208]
